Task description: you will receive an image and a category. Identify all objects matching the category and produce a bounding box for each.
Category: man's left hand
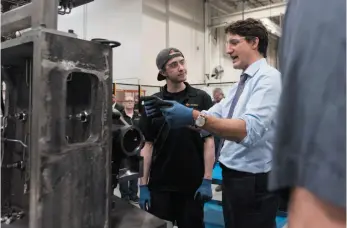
[159,100,194,128]
[194,179,212,203]
[141,96,167,118]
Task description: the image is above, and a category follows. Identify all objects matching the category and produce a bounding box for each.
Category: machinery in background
[111,109,144,190]
[1,66,31,226]
[1,0,166,228]
[1,29,114,228]
[1,0,93,13]
[1,0,93,42]
[1,0,32,13]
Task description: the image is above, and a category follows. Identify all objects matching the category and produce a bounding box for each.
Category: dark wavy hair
[225,18,268,58]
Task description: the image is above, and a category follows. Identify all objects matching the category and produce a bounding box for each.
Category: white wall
[58,0,143,85]
[141,0,166,86]
[142,0,205,86]
[58,0,206,86]
[209,27,241,84]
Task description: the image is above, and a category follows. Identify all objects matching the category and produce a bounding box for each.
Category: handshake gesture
[140,96,194,129]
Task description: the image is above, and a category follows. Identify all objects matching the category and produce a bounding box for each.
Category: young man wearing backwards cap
[138,48,215,227]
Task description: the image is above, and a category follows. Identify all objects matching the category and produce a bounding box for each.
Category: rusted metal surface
[33,31,112,228]
[2,29,112,228]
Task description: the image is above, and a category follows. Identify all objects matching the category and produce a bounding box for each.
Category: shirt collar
[243,58,267,77]
[162,82,197,97]
[121,109,138,117]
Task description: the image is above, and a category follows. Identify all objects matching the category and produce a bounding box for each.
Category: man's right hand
[139,185,151,211]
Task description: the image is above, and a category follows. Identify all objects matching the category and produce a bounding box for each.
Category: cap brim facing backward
[157,72,166,81]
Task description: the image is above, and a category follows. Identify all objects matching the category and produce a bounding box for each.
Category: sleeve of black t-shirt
[199,91,214,138]
[201,91,213,111]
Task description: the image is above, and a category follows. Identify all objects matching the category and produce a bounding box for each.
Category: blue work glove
[141,96,173,118]
[194,179,213,203]
[139,185,151,211]
[160,100,194,129]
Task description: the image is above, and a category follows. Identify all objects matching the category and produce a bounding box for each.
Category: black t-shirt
[121,110,140,127]
[139,83,213,193]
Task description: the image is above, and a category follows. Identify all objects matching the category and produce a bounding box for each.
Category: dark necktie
[216,73,248,155]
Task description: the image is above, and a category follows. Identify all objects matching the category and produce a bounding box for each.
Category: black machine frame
[2,25,113,228]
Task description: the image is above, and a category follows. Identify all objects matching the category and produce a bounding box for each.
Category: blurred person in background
[212,88,224,104]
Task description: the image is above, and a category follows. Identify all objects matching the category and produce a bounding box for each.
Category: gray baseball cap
[156,48,184,81]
